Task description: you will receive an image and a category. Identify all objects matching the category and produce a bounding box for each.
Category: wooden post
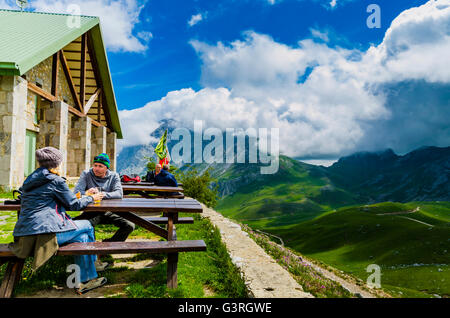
[166,212,178,289]
[167,214,174,241]
[0,259,25,298]
[167,252,178,289]
[51,51,60,97]
[80,33,87,113]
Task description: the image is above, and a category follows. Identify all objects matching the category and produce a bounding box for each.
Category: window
[25,130,37,177]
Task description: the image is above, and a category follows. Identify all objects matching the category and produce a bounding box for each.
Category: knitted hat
[93,153,110,169]
[36,147,63,169]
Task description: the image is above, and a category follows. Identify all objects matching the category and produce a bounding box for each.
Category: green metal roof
[0,9,122,139]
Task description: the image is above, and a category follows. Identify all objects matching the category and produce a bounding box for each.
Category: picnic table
[0,197,205,297]
[122,184,185,199]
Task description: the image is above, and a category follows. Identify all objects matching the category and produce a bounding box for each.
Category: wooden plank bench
[0,240,206,298]
[143,217,194,224]
[122,185,184,199]
[124,193,185,199]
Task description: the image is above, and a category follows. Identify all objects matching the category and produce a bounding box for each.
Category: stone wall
[67,115,92,177]
[106,131,117,172]
[57,62,74,106]
[0,76,27,190]
[91,125,107,161]
[24,56,52,93]
[37,101,69,177]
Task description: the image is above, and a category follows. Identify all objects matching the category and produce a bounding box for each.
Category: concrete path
[201,204,314,298]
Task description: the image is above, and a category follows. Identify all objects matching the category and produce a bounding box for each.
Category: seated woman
[12,146,106,294]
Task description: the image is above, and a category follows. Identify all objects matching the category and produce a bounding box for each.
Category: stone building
[0,9,123,190]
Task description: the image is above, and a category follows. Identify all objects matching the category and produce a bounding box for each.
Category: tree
[144,156,178,174]
[174,166,218,208]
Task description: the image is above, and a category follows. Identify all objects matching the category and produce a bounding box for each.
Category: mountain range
[117,121,450,207]
[116,123,450,297]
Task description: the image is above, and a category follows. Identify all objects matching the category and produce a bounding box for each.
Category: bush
[175,167,218,208]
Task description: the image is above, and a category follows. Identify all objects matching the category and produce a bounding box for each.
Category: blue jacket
[154,169,178,187]
[13,167,94,237]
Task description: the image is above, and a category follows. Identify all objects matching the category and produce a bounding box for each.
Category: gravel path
[201,204,314,298]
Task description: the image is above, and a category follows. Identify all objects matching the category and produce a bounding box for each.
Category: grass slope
[269,201,450,298]
[216,156,358,228]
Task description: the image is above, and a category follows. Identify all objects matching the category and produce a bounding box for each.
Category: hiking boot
[76,277,107,294]
[95,259,111,272]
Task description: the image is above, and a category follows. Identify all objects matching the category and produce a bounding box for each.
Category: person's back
[154,168,178,187]
[145,170,156,183]
[15,167,92,236]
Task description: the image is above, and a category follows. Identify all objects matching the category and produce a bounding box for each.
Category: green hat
[94,153,110,169]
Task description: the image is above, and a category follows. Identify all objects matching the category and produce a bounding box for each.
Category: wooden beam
[98,89,102,122]
[62,49,82,53]
[86,30,113,129]
[68,104,102,127]
[60,51,83,112]
[80,33,87,112]
[28,82,57,102]
[28,81,103,128]
[83,88,101,115]
[51,51,60,97]
[67,58,91,62]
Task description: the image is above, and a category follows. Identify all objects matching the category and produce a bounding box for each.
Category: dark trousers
[74,212,135,242]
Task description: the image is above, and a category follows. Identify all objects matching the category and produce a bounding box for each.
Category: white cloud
[361,0,450,83]
[188,13,204,27]
[310,28,329,42]
[330,0,337,8]
[29,0,148,53]
[118,0,450,159]
[0,0,15,9]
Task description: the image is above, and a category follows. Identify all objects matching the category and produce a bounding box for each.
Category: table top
[122,184,184,192]
[122,182,183,187]
[0,198,202,214]
[122,182,155,186]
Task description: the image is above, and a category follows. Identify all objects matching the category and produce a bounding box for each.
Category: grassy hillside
[267,201,450,297]
[216,156,359,228]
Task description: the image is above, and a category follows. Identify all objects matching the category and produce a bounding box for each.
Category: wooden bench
[122,185,184,199]
[0,239,206,298]
[124,193,185,199]
[143,217,194,224]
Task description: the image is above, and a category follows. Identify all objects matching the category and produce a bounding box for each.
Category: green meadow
[234,201,449,298]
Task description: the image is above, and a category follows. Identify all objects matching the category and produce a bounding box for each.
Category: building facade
[0,10,123,190]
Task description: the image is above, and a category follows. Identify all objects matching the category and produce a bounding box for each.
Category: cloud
[118,0,450,159]
[0,0,15,9]
[28,0,149,53]
[310,28,329,42]
[361,0,450,84]
[188,13,204,27]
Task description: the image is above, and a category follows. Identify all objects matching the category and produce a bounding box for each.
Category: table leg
[0,258,25,298]
[167,213,174,241]
[120,212,168,240]
[167,252,178,289]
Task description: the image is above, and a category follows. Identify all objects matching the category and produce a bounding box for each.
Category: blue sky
[1,0,449,162]
[110,0,429,109]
